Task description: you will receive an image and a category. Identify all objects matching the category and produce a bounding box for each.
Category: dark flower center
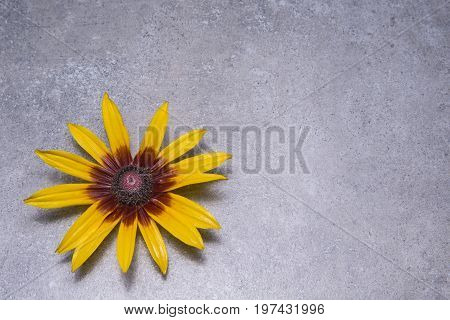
[111,165,152,206]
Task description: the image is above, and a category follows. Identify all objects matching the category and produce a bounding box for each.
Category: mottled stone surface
[0,0,448,299]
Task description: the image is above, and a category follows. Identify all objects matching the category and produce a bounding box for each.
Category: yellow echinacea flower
[25,93,231,274]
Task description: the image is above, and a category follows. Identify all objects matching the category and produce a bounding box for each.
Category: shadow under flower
[34,176,226,286]
[73,228,117,282]
[32,206,85,224]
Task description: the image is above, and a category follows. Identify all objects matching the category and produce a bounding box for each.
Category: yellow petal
[163,173,227,192]
[71,216,121,272]
[163,193,220,229]
[158,129,206,163]
[170,152,231,174]
[101,92,130,156]
[56,202,110,253]
[146,202,204,249]
[68,123,112,165]
[24,184,94,208]
[117,216,138,272]
[35,150,99,182]
[138,215,168,274]
[138,101,169,155]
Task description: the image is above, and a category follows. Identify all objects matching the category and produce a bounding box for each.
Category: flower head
[25,93,231,274]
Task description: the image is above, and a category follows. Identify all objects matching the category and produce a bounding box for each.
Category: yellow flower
[25,93,231,274]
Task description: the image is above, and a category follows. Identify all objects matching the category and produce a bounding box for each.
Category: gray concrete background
[0,0,449,299]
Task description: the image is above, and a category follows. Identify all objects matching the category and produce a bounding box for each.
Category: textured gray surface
[0,0,449,299]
